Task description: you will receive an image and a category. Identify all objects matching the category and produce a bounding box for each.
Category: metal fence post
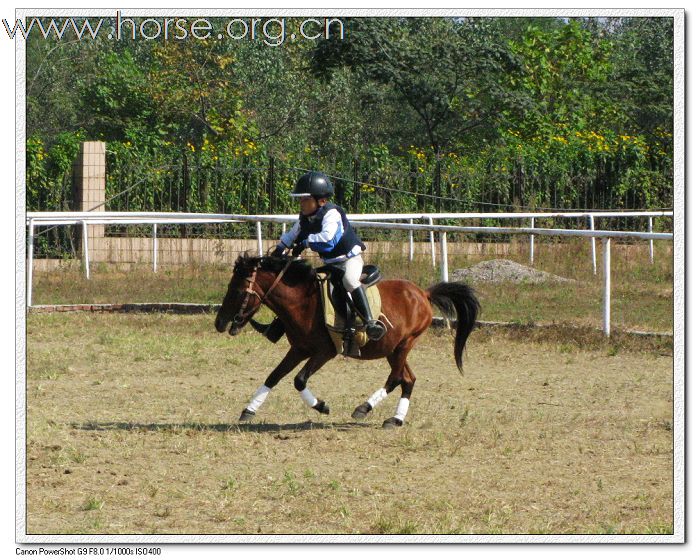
[589,214,597,275]
[256,221,263,257]
[82,220,90,280]
[409,218,414,262]
[440,231,449,282]
[529,217,535,265]
[152,223,158,273]
[648,217,654,264]
[602,237,611,336]
[27,219,34,308]
[428,217,436,268]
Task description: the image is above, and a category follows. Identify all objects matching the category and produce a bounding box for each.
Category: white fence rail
[27,209,672,269]
[26,211,673,336]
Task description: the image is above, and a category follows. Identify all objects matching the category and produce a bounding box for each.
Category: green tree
[606,18,673,152]
[311,18,521,157]
[508,20,613,139]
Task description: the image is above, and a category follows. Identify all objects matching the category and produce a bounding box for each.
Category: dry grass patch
[31,239,673,333]
[25,313,674,535]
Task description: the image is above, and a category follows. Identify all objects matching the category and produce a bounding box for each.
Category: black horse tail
[426,282,481,374]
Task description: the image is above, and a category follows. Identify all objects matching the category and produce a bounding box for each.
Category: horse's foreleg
[294,350,335,416]
[239,348,308,422]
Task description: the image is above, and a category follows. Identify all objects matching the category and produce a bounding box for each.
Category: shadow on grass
[71,420,373,433]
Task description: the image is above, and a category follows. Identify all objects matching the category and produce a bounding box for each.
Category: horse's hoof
[382,417,403,429]
[313,400,330,415]
[239,408,256,422]
[352,402,372,420]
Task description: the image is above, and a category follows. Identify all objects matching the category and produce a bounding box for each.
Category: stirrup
[366,320,387,341]
[342,311,357,356]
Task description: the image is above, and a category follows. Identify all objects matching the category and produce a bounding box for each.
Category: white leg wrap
[394,398,410,422]
[367,388,388,409]
[247,385,271,413]
[300,388,318,407]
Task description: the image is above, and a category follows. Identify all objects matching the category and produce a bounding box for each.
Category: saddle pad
[319,276,382,355]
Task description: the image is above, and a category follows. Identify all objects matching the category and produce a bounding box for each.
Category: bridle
[232,258,294,326]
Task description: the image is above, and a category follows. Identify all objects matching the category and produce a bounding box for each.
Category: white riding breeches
[336,254,364,292]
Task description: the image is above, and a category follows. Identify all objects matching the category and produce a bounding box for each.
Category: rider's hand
[291,242,306,257]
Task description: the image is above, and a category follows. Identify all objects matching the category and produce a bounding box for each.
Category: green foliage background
[26,16,673,218]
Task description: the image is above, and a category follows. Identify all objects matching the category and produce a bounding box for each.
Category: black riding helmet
[291,171,334,199]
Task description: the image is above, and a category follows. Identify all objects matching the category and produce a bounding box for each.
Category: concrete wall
[72,141,106,254]
[31,238,667,271]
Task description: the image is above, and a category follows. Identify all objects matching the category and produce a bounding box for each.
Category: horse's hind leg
[352,341,415,426]
[239,348,308,421]
[381,362,416,428]
[294,349,336,416]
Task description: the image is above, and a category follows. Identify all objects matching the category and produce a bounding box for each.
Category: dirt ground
[24,313,674,536]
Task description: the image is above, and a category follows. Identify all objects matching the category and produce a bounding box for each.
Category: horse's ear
[233,253,246,272]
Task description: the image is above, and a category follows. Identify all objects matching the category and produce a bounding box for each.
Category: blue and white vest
[280,204,365,263]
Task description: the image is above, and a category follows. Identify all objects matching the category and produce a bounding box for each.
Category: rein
[233,258,294,325]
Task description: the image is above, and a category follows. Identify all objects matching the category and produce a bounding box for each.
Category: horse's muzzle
[215,313,244,336]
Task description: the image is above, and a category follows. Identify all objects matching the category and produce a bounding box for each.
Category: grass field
[30,239,674,333]
[25,312,674,536]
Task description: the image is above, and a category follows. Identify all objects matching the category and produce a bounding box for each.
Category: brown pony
[215,254,480,428]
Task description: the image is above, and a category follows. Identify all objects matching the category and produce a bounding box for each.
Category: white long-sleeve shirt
[278,208,362,263]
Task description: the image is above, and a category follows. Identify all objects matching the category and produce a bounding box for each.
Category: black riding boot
[350,287,386,341]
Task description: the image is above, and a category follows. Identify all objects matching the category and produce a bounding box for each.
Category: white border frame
[14,7,685,545]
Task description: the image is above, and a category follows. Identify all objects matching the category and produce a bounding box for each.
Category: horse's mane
[234,252,316,287]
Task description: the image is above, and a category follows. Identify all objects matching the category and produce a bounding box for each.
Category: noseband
[233,259,293,326]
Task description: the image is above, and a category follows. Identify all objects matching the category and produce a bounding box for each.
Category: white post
[282,223,287,236]
[27,219,34,308]
[602,237,611,337]
[648,217,654,264]
[152,223,158,273]
[529,217,535,265]
[428,217,436,268]
[440,231,449,282]
[256,221,263,257]
[408,218,414,262]
[82,220,90,280]
[589,214,597,275]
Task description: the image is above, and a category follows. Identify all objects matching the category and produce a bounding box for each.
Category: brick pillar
[73,141,106,259]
